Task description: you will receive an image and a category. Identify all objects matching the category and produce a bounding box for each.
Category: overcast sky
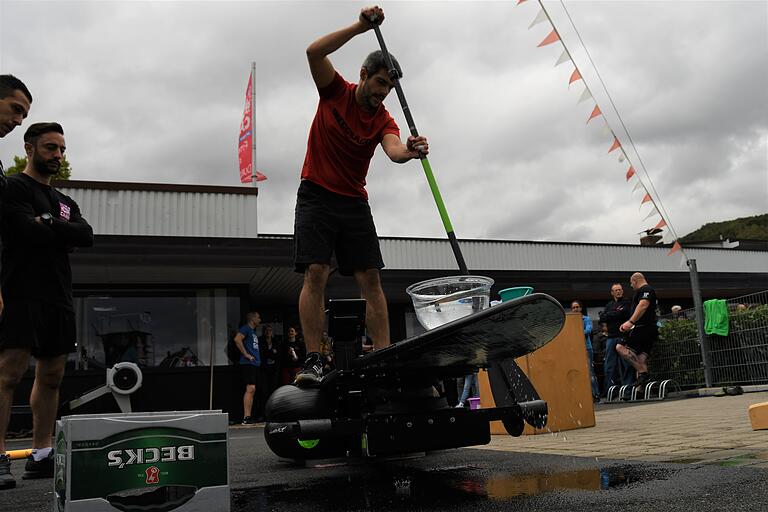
[1,0,765,244]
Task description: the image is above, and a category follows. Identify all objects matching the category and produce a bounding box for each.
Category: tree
[681,213,768,243]
[4,155,72,181]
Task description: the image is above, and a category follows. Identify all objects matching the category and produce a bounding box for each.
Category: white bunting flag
[642,206,659,221]
[554,50,570,67]
[632,179,645,194]
[529,9,548,29]
[577,87,592,104]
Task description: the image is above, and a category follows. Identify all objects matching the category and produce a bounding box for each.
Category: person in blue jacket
[572,300,599,402]
[233,311,262,424]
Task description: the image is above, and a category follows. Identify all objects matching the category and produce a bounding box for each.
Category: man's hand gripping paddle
[366,13,468,275]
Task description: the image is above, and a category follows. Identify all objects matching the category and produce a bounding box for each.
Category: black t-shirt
[1,174,93,310]
[632,284,657,327]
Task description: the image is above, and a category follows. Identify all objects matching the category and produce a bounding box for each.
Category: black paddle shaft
[368,18,469,275]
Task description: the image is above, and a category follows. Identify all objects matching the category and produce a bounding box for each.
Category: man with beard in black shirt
[0,122,93,489]
[617,273,657,388]
[0,75,33,313]
[0,74,33,491]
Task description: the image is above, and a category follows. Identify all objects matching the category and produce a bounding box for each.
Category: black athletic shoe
[0,453,15,490]
[22,450,54,479]
[294,352,323,388]
[634,372,651,388]
[242,416,255,425]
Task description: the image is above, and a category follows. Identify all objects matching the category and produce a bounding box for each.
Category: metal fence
[652,290,768,389]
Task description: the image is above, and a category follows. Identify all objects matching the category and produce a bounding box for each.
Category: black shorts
[293,180,384,276]
[240,364,260,385]
[626,324,657,356]
[0,300,76,358]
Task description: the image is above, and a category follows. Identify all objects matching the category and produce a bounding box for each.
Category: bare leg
[30,355,68,449]
[299,264,330,355]
[615,344,648,374]
[0,349,31,453]
[354,269,390,349]
[243,384,255,418]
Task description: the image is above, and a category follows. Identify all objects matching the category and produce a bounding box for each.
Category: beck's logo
[145,466,160,484]
[107,445,195,469]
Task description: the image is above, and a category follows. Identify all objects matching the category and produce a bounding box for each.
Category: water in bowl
[413,296,490,330]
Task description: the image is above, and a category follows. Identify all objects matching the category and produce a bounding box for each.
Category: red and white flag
[238,73,254,183]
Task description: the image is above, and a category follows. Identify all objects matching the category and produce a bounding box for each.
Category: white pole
[250,62,257,188]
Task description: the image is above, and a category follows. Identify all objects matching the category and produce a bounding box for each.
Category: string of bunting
[518,0,685,262]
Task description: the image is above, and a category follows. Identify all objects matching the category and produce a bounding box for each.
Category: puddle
[232,464,669,511]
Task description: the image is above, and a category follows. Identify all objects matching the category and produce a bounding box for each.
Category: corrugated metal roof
[55,181,764,275]
[379,238,768,274]
[60,185,258,238]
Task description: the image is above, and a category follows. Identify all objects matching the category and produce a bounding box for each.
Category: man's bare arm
[381,133,429,163]
[306,6,383,89]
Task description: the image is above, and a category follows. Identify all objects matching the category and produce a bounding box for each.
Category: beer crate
[54,410,229,511]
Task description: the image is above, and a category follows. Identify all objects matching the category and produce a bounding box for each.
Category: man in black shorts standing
[617,272,657,388]
[0,75,33,315]
[293,5,428,387]
[0,122,93,489]
[0,74,33,491]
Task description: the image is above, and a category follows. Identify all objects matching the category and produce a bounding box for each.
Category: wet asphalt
[5,427,767,511]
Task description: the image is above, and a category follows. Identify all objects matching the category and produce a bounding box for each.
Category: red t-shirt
[300,72,400,199]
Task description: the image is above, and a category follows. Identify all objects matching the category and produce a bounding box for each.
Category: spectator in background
[618,272,657,388]
[571,300,599,402]
[671,305,687,320]
[319,330,334,374]
[280,326,306,385]
[259,325,280,401]
[233,311,262,424]
[599,283,634,395]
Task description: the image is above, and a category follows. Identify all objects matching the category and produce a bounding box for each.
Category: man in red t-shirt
[294,5,428,387]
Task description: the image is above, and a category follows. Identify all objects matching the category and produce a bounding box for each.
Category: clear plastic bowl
[406,275,494,330]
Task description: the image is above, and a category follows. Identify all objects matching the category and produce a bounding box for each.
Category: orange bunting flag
[626,166,636,181]
[668,241,682,255]
[608,137,621,153]
[586,105,602,123]
[654,218,667,230]
[537,29,560,48]
[517,0,528,4]
[640,193,652,205]
[569,68,582,86]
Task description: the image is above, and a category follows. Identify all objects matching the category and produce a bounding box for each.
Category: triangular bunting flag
[679,253,687,269]
[537,29,560,47]
[569,68,582,86]
[642,206,659,221]
[618,152,626,163]
[517,0,528,4]
[632,179,645,193]
[608,137,621,153]
[626,166,636,181]
[586,105,602,123]
[255,171,267,181]
[668,241,681,256]
[529,9,548,29]
[578,87,592,104]
[640,193,653,206]
[653,218,667,230]
[554,50,570,67]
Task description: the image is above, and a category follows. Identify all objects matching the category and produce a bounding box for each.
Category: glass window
[72,289,241,370]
